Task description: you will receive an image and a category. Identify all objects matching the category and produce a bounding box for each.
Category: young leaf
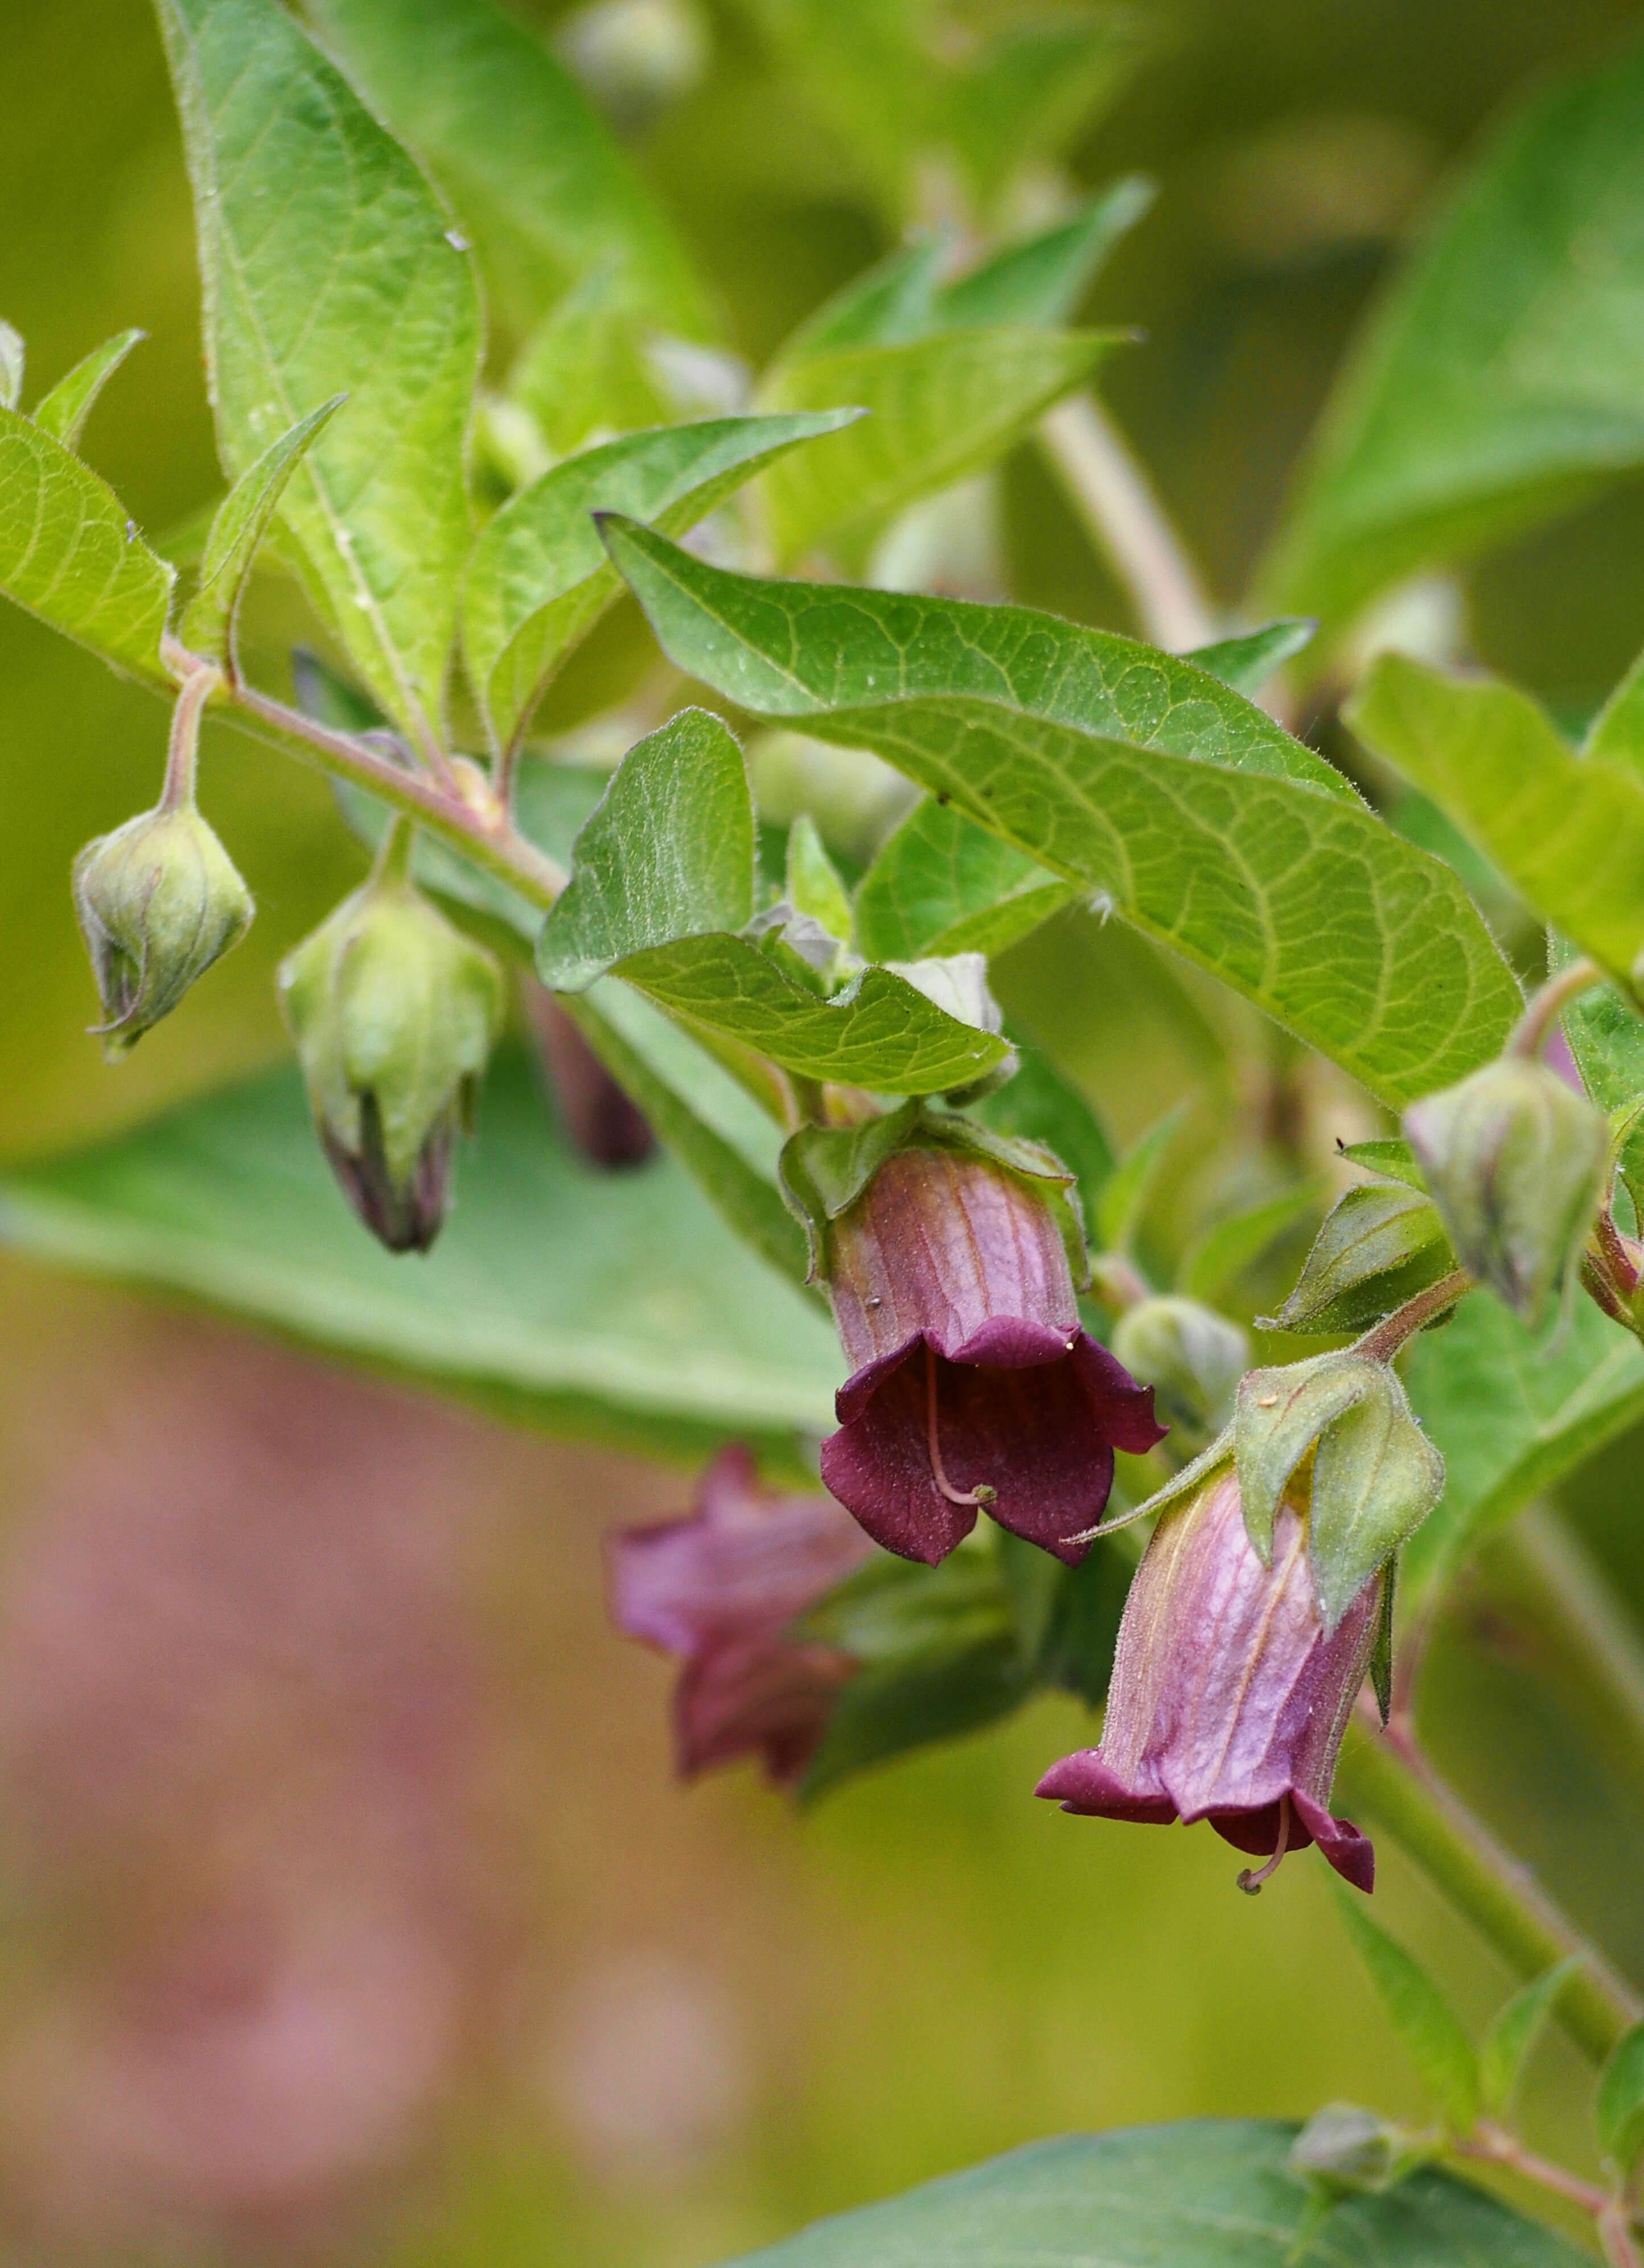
[1347,652,1644,987]
[32,328,145,449]
[713,2121,1590,2266]
[1263,41,1644,632]
[1186,619,1316,699]
[756,327,1121,565]
[156,0,483,752]
[934,179,1156,332]
[1097,1108,1185,1256]
[1586,642,1644,782]
[785,816,852,944]
[179,396,346,667]
[852,796,1074,963]
[1271,1181,1454,1336]
[0,408,174,684]
[1598,2022,1644,2175]
[1334,1892,1481,2133]
[537,709,757,991]
[507,269,677,457]
[1179,1182,1323,1305]
[598,519,1524,1108]
[304,0,710,343]
[779,240,948,360]
[0,1053,841,1466]
[1480,1959,1583,2115]
[463,411,857,751]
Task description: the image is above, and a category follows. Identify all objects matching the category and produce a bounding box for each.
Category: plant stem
[227,680,568,907]
[1335,1714,1641,2066]
[1038,397,1218,653]
[1510,956,1606,1060]
[1456,2121,1614,2220]
[1357,1269,1472,1363]
[160,658,224,811]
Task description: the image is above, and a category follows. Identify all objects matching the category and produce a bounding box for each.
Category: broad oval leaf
[32,328,145,450]
[599,519,1524,1107]
[852,795,1073,963]
[537,709,756,992]
[180,396,346,665]
[1347,653,1644,988]
[0,406,174,684]
[0,1054,840,1466]
[463,412,857,751]
[756,327,1120,565]
[303,0,712,344]
[718,2120,1588,2266]
[1264,41,1644,632]
[1403,1288,1644,1609]
[157,0,483,752]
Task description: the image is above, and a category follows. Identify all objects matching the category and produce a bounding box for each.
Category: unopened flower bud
[1288,2104,1430,2196]
[279,865,504,1253]
[1403,1058,1607,1330]
[1111,1296,1248,1457]
[1037,1463,1379,1891]
[72,804,253,1058]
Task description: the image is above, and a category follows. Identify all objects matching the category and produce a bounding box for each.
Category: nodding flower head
[278,862,503,1254]
[606,1445,876,1785]
[73,804,253,1058]
[1037,1462,1378,1893]
[815,1142,1164,1567]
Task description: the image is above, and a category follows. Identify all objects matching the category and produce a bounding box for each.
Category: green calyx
[278,855,504,1227]
[778,1099,1087,1287]
[1403,1056,1608,1332]
[72,802,254,1059]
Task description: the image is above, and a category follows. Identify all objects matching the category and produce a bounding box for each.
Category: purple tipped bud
[817,1147,1165,1567]
[607,1445,876,1785]
[1037,1464,1378,1892]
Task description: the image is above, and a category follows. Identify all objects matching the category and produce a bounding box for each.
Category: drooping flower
[816,1145,1164,1567]
[1036,1464,1378,1892]
[606,1446,876,1785]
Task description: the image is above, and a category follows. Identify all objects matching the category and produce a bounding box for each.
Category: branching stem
[1356,1269,1472,1363]
[1455,2121,1616,2220]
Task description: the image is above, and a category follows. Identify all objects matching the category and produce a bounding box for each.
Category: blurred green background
[3,0,1644,2259]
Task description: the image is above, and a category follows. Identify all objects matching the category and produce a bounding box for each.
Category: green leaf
[1034,1539,1132,1709]
[934,180,1155,332]
[536,709,757,991]
[599,520,1524,1108]
[799,1636,1029,1803]
[785,815,852,943]
[852,795,1074,963]
[0,407,174,684]
[32,328,145,449]
[1347,653,1644,988]
[942,17,1148,211]
[1179,1182,1323,1304]
[179,397,345,665]
[1585,642,1644,781]
[1402,1289,1644,1608]
[0,1053,840,1466]
[157,0,482,750]
[1270,1180,1454,1336]
[779,241,948,361]
[1557,943,1644,1214]
[507,268,675,458]
[1480,1959,1583,2115]
[463,412,856,751]
[1598,2023,1644,2174]
[715,2120,1589,2266]
[1097,1108,1183,1256]
[1335,1893,1481,2131]
[1186,619,1317,699]
[756,327,1120,565]
[302,0,711,344]
[1264,42,1644,632]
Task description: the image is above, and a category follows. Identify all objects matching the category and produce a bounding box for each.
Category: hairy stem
[1335,1716,1641,2066]
[1455,2121,1616,2220]
[1509,956,1606,1060]
[160,658,224,811]
[1038,397,1217,653]
[1356,1269,1472,1363]
[226,680,568,907]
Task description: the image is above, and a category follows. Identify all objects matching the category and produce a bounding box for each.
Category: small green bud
[1111,1295,1247,1457]
[1288,2103,1431,2198]
[1403,1058,1608,1331]
[279,866,504,1253]
[72,804,254,1059]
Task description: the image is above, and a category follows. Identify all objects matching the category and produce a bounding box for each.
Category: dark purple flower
[1036,1465,1378,1892]
[606,1446,875,1785]
[816,1147,1164,1567]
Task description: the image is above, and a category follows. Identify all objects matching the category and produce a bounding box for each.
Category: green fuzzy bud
[1288,2103,1432,2199]
[1111,1295,1248,1457]
[72,804,254,1059]
[279,864,504,1253]
[1403,1058,1608,1331]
